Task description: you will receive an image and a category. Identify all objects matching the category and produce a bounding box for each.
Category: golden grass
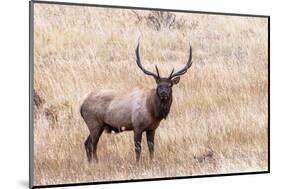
[33,4,268,186]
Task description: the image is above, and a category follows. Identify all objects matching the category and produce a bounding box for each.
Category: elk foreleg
[134,129,143,162]
[146,130,155,160]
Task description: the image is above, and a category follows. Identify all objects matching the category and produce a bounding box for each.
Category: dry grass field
[33,3,268,186]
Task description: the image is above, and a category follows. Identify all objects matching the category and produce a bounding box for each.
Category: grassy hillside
[33,3,268,186]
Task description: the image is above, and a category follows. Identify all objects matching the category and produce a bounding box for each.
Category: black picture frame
[29,1,270,188]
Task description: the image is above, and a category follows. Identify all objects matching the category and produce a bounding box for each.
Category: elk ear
[172,77,180,85]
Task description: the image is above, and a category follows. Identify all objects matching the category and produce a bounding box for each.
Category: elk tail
[80,105,84,119]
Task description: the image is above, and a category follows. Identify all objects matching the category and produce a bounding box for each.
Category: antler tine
[155,65,161,78]
[135,41,159,80]
[169,45,192,79]
[168,67,174,79]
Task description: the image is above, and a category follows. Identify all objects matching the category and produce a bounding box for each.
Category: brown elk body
[80,42,192,162]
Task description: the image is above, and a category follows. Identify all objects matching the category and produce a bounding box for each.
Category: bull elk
[80,41,192,162]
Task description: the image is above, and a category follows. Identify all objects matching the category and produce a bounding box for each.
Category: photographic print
[30,1,269,188]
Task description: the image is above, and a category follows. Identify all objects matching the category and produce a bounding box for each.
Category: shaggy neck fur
[147,89,173,121]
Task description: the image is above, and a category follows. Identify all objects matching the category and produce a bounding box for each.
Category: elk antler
[135,42,160,80]
[169,45,192,79]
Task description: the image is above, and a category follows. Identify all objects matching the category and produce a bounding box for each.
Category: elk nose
[160,92,167,97]
[160,92,168,100]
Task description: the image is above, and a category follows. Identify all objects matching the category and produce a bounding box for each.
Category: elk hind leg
[89,125,104,163]
[84,135,93,162]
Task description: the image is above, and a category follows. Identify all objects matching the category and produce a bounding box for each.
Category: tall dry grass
[33,3,268,186]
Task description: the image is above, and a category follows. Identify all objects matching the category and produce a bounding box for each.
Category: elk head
[135,41,192,101]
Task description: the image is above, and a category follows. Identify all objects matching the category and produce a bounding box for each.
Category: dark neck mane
[146,89,173,121]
